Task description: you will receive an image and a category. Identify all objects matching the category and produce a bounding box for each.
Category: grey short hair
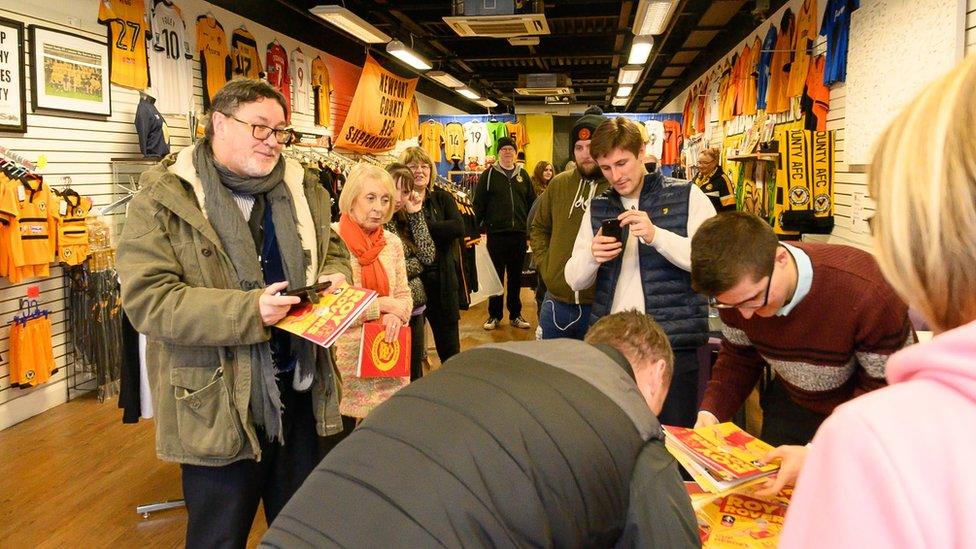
[204,78,289,141]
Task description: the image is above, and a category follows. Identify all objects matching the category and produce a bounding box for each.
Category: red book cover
[357,321,410,378]
[274,284,377,347]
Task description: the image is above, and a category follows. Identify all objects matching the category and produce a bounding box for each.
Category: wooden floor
[0,290,538,547]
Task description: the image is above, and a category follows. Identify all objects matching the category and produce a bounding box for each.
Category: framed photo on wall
[28,25,111,116]
[0,17,27,132]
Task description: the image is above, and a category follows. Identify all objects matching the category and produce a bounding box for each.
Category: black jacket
[262,340,699,548]
[421,186,464,322]
[473,164,535,234]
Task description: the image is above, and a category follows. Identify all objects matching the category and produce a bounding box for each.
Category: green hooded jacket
[529,168,608,304]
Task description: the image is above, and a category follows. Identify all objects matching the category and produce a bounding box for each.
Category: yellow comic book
[697,492,788,548]
[275,284,377,347]
[665,423,778,484]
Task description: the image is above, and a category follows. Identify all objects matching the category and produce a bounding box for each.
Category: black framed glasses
[708,255,775,310]
[225,113,294,144]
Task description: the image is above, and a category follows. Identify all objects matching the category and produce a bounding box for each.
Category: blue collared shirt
[777,243,812,316]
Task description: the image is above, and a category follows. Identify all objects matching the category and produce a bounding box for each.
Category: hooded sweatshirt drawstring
[568,177,598,219]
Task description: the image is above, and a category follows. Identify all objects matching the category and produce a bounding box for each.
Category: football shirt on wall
[98,0,150,89]
[147,0,193,114]
[196,14,230,108]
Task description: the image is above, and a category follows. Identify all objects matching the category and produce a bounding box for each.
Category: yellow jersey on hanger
[0,173,25,281]
[399,96,420,141]
[420,120,444,162]
[787,0,818,100]
[196,15,230,107]
[505,121,530,150]
[56,194,93,266]
[311,56,334,128]
[443,122,465,161]
[230,27,262,79]
[98,0,150,90]
[16,177,57,278]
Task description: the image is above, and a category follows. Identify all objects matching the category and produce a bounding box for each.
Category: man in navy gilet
[565,117,716,427]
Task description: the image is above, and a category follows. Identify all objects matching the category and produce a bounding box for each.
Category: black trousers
[760,376,827,446]
[426,310,460,363]
[657,350,699,428]
[181,380,322,549]
[409,312,426,381]
[486,232,528,320]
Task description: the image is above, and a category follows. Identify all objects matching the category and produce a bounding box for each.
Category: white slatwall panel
[0,0,453,430]
[663,0,975,252]
[0,2,154,430]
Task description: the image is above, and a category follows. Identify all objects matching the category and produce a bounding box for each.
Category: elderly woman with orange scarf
[332,164,413,430]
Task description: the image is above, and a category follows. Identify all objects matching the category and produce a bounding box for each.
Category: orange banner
[335,56,417,153]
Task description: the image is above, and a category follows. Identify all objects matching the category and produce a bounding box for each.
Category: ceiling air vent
[545,96,571,104]
[444,13,550,38]
[514,73,572,96]
[508,36,540,46]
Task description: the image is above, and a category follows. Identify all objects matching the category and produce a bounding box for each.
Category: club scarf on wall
[335,55,418,153]
[774,127,835,234]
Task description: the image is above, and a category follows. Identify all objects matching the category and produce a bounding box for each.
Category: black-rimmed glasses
[708,258,775,310]
[225,113,294,144]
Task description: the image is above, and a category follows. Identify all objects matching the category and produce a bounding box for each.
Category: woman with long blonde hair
[781,57,976,547]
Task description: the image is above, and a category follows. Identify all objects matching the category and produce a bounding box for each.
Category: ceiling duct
[445,0,548,38]
[514,73,572,96]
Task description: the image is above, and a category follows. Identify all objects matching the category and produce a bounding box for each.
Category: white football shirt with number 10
[147,1,193,115]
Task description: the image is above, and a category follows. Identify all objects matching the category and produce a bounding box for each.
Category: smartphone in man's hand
[601,218,622,241]
[283,280,333,304]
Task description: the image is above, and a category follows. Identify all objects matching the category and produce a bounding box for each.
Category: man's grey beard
[239,153,280,177]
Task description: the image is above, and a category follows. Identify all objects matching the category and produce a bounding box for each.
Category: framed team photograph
[28,25,111,116]
[0,17,27,132]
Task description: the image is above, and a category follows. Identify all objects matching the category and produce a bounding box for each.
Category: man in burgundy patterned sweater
[690,212,913,495]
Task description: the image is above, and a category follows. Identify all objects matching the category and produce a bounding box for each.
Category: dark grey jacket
[262,339,699,548]
[473,163,535,234]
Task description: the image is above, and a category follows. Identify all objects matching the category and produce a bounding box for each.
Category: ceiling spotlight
[456,87,480,100]
[612,97,628,107]
[618,65,643,85]
[386,40,432,71]
[309,5,391,44]
[633,0,679,36]
[427,70,466,88]
[616,86,633,98]
[628,35,654,65]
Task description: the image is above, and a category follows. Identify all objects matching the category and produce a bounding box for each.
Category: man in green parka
[117,78,351,548]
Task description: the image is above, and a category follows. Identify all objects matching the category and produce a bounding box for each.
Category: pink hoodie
[780,320,976,548]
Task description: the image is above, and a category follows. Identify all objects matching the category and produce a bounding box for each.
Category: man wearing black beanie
[474,136,536,330]
[529,107,611,339]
